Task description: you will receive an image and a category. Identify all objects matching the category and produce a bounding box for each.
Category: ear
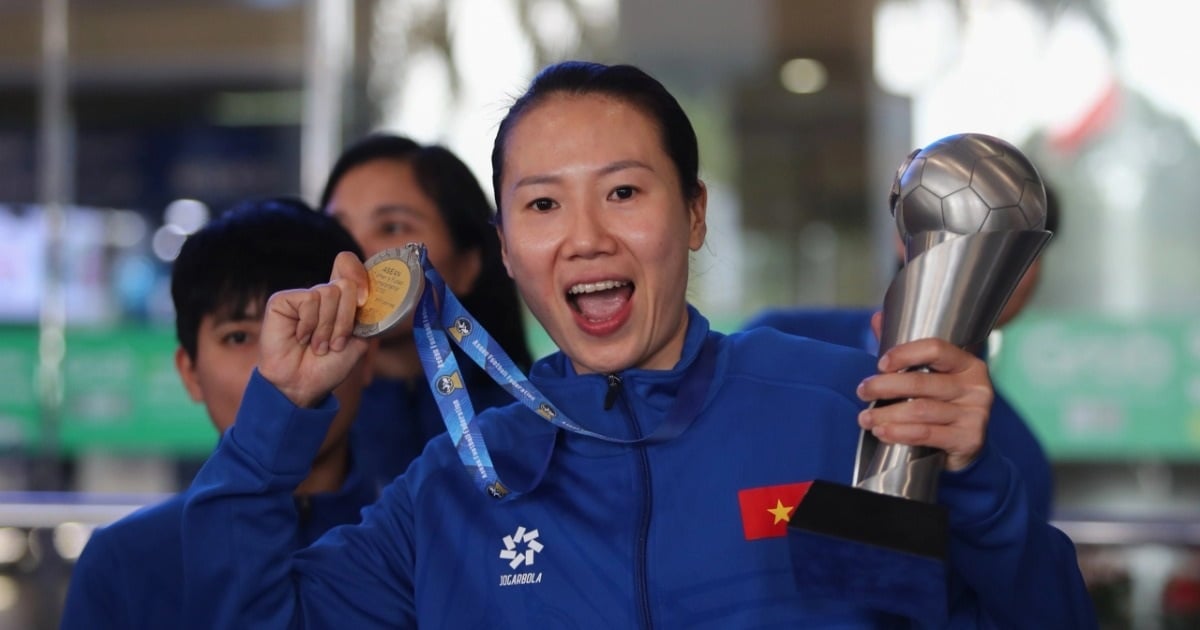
[174,346,204,403]
[496,224,515,279]
[687,180,709,252]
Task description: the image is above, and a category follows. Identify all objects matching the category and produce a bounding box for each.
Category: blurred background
[2,0,1200,627]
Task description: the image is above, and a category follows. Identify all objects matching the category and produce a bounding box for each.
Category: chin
[561,343,617,375]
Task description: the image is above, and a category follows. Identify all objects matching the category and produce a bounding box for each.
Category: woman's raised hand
[258,251,372,408]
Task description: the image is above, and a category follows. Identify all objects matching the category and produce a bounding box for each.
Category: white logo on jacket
[498,525,544,586]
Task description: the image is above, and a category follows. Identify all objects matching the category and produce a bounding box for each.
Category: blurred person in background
[319,134,534,488]
[743,185,1061,519]
[60,198,377,629]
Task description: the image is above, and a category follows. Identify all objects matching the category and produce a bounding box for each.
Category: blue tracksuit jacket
[353,362,516,489]
[182,308,1094,628]
[743,306,1055,518]
[60,464,376,630]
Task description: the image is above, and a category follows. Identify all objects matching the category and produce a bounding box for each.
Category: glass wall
[0,1,326,626]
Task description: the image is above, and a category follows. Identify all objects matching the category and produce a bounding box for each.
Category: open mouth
[567,279,634,324]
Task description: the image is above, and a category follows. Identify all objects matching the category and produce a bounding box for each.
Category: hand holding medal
[257,243,424,409]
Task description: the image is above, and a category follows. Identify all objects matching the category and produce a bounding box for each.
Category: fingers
[309,285,340,355]
[857,368,966,405]
[265,288,317,346]
[859,399,987,452]
[267,281,360,356]
[293,251,367,355]
[858,337,995,472]
[304,280,360,356]
[878,337,979,374]
[328,277,360,352]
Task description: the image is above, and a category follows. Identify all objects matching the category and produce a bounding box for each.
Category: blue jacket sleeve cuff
[937,440,1023,531]
[225,369,340,481]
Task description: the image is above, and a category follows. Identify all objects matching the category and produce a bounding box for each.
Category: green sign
[58,327,214,455]
[0,325,214,456]
[991,314,1200,459]
[0,327,39,448]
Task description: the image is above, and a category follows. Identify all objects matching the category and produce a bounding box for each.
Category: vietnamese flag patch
[737,482,813,540]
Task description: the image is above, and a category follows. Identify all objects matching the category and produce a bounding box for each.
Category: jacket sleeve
[180,369,419,629]
[940,442,1097,628]
[60,528,125,630]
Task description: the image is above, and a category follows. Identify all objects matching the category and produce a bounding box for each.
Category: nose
[562,202,617,259]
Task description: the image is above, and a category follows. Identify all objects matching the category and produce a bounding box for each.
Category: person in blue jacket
[743,189,1061,519]
[181,62,1096,627]
[60,199,377,630]
[319,134,534,487]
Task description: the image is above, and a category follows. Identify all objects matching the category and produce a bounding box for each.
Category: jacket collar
[481,306,715,497]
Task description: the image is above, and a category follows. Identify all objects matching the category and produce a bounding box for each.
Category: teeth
[568,280,629,295]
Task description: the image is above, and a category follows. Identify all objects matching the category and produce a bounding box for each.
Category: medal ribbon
[412,246,716,500]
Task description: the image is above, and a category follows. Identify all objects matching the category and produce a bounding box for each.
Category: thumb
[331,251,369,307]
[870,310,883,343]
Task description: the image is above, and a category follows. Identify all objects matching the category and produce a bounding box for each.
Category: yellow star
[767,499,794,525]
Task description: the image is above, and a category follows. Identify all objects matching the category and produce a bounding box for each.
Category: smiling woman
[178,61,1096,628]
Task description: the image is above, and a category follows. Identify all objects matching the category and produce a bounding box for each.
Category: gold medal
[353,243,425,338]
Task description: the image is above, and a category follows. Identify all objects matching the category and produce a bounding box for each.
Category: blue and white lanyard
[412,248,716,501]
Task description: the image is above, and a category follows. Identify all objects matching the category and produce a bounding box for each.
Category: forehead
[203,292,266,327]
[335,159,420,197]
[504,94,664,166]
[330,160,439,220]
[344,157,412,180]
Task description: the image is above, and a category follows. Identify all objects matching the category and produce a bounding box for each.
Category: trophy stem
[855,439,946,501]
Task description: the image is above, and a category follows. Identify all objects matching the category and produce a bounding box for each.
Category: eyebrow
[513,159,654,189]
[209,309,261,326]
[331,204,430,223]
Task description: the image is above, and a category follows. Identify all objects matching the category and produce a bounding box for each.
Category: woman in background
[320,134,533,485]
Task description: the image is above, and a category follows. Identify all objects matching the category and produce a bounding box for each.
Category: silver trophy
[853,133,1053,502]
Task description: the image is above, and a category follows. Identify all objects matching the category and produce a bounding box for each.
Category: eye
[529,198,558,212]
[380,221,412,236]
[221,330,252,346]
[608,186,636,201]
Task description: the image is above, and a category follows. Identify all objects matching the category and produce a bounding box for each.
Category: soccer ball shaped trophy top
[893,133,1047,239]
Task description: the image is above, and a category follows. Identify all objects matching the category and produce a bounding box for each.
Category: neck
[374,335,424,380]
[295,439,350,496]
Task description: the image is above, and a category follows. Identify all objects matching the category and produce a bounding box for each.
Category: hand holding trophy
[788,133,1052,622]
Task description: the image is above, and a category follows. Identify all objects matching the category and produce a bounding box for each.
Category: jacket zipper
[294,495,312,546]
[608,375,654,629]
[604,374,623,410]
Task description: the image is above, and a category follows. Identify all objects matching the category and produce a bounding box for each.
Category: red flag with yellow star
[737,482,813,540]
